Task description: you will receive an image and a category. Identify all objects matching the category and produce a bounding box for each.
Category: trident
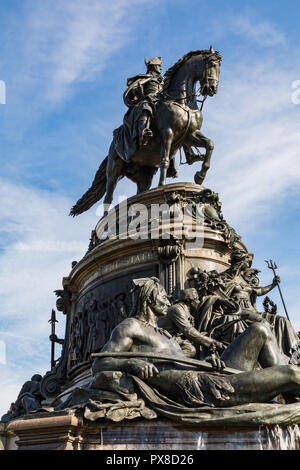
[265,260,290,322]
[48,309,58,370]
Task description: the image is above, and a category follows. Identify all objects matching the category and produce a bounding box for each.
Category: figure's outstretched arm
[168,307,224,352]
[255,275,280,297]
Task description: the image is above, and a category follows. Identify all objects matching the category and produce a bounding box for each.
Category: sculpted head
[131,277,170,319]
[230,249,253,271]
[200,49,222,97]
[179,288,199,310]
[31,374,42,382]
[145,57,162,76]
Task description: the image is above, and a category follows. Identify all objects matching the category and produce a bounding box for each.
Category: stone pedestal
[6,414,83,450]
[0,422,18,450]
[4,183,265,451]
[59,183,246,392]
[0,423,7,450]
[5,414,300,450]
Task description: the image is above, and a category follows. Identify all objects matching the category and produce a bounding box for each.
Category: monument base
[4,413,300,450]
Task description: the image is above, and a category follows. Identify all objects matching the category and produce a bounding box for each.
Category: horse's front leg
[186,130,214,185]
[159,128,173,186]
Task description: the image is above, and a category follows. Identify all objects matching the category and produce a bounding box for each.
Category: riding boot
[138,114,153,147]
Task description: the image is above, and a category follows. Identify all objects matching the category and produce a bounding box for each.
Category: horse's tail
[69,157,108,216]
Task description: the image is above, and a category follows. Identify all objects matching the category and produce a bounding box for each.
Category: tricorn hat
[145,57,162,67]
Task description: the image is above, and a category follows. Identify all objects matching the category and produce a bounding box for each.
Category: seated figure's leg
[220,322,287,372]
[221,365,300,407]
[148,364,300,408]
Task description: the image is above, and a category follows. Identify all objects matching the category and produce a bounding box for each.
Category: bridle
[162,55,218,111]
[200,56,219,96]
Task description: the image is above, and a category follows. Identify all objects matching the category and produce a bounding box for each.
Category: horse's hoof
[167,169,178,178]
[194,172,204,186]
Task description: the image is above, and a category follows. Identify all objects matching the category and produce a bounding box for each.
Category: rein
[198,94,207,111]
[163,86,207,110]
[163,86,202,102]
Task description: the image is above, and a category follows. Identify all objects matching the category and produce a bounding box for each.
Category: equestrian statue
[70,47,221,216]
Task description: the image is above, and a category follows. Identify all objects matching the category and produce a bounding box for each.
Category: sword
[91,351,242,375]
[265,259,290,322]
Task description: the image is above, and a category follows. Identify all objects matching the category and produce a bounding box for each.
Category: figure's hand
[128,359,159,380]
[210,340,226,354]
[205,356,226,371]
[272,275,280,286]
[200,336,225,353]
[50,334,64,345]
[213,341,226,354]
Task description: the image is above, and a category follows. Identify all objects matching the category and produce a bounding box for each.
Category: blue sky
[1,0,300,416]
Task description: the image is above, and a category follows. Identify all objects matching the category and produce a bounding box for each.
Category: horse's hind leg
[136,166,157,194]
[186,130,214,185]
[103,146,124,213]
[159,128,173,186]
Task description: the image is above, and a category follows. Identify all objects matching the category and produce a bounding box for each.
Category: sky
[1,0,300,417]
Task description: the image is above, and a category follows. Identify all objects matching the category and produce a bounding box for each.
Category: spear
[48,309,58,369]
[265,260,290,322]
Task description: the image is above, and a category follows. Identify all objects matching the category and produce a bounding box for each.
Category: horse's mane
[163,49,222,93]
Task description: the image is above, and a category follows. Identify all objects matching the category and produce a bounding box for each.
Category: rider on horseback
[70,49,221,217]
[123,56,163,147]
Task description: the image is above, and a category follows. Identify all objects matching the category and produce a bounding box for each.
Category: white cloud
[212,11,286,47]
[231,15,286,47]
[1,1,299,420]
[0,178,97,325]
[0,179,97,417]
[25,0,148,103]
[178,55,300,231]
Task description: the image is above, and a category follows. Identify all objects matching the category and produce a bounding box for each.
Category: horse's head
[163,48,222,102]
[200,47,222,97]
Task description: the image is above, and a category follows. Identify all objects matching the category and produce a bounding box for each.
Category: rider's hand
[273,275,280,286]
[205,356,226,371]
[128,359,159,380]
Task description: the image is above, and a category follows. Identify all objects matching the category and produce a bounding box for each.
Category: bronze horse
[70,48,221,216]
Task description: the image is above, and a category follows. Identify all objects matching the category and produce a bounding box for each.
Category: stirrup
[140,128,153,147]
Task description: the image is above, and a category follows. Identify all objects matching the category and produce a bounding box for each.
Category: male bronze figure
[123,57,164,148]
[70,48,221,216]
[92,278,300,409]
[1,375,43,423]
[158,288,224,359]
